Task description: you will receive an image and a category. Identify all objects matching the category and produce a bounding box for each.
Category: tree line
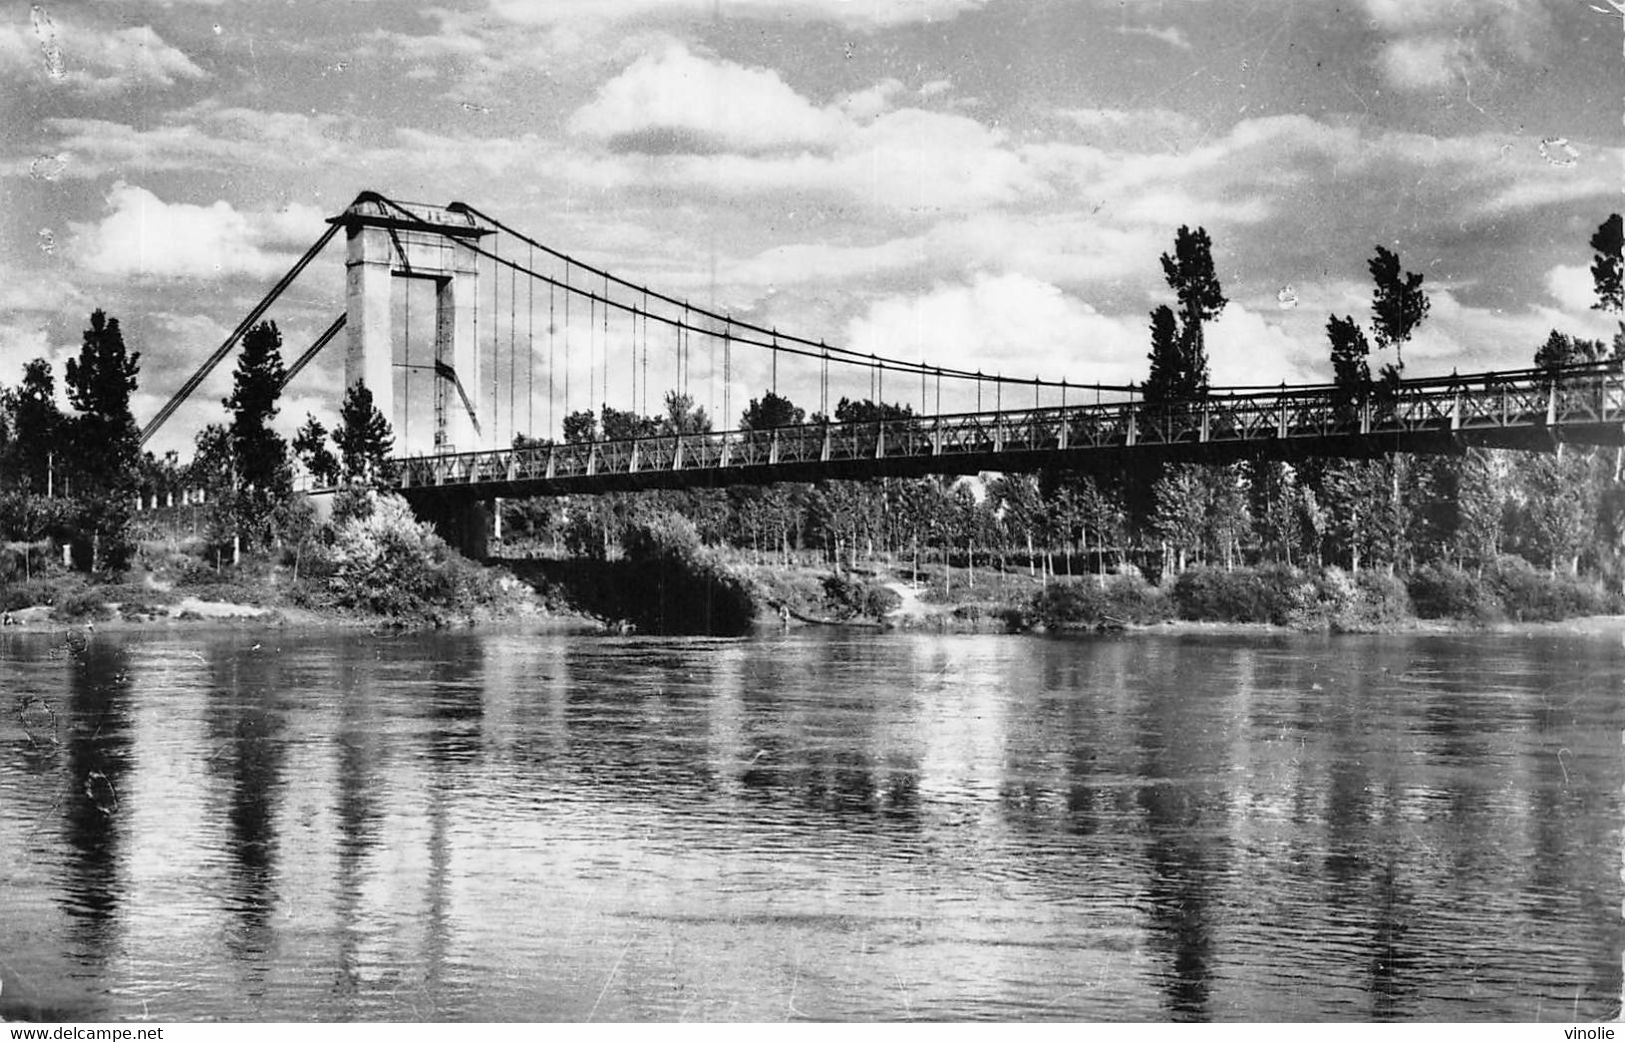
[1,213,1619,591]
[0,316,395,572]
[497,214,1625,590]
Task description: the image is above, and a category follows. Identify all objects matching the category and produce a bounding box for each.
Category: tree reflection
[59,637,133,965]
[204,642,289,965]
[1131,649,1231,1023]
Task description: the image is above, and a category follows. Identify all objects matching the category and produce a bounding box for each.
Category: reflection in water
[0,627,1620,1022]
[61,640,133,964]
[1131,645,1230,1022]
[204,644,285,966]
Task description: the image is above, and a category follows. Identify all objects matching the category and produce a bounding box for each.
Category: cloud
[1545,264,1600,313]
[843,272,1150,389]
[69,184,325,280]
[568,43,846,152]
[0,17,204,94]
[1206,304,1326,387]
[565,45,1040,211]
[1377,36,1472,90]
[1112,24,1191,50]
[488,0,990,30]
[1364,0,1554,91]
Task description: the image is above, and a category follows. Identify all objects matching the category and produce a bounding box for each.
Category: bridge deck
[386,366,1625,500]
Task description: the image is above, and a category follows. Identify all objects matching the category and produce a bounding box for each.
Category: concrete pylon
[331,193,490,454]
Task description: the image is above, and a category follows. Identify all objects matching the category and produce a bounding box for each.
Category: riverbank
[10,524,1621,639]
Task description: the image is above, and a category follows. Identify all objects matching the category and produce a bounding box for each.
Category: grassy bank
[1023,559,1621,633]
[1,492,541,629]
[10,497,1617,638]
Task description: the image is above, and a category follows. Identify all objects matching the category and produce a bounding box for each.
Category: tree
[1159,225,1226,395]
[1151,465,1208,575]
[5,359,62,493]
[740,390,805,430]
[600,404,657,441]
[293,415,340,486]
[63,310,141,571]
[1448,449,1500,570]
[225,322,289,490]
[333,381,394,484]
[222,321,292,547]
[1327,314,1371,409]
[562,409,597,443]
[1591,213,1622,314]
[832,397,913,424]
[660,391,711,435]
[1533,329,1606,370]
[65,310,140,488]
[1368,245,1430,380]
[1143,305,1186,404]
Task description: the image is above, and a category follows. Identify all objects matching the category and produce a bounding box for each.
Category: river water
[0,625,1620,1022]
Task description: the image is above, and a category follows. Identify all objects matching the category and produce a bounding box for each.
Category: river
[0,625,1620,1022]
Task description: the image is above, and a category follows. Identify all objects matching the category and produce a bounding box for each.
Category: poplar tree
[1160,224,1227,396]
[1143,305,1184,404]
[1368,245,1430,381]
[1591,213,1621,314]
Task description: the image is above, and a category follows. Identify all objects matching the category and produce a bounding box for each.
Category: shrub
[1486,555,1617,622]
[53,586,113,621]
[1348,569,1411,628]
[1170,566,1300,624]
[1031,572,1171,629]
[820,573,900,620]
[307,493,515,621]
[619,516,757,634]
[0,577,71,613]
[1406,562,1501,621]
[1107,571,1174,625]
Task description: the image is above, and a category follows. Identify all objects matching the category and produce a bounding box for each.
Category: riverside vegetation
[2,218,1622,634]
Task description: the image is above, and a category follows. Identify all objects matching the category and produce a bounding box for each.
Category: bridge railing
[391,362,1624,492]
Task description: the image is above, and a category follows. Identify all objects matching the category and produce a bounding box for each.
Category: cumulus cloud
[568,43,845,152]
[1546,264,1602,313]
[0,18,204,93]
[1206,304,1325,387]
[844,272,1150,389]
[69,185,325,280]
[566,44,1040,211]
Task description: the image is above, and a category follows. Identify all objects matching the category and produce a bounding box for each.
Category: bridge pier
[331,193,490,455]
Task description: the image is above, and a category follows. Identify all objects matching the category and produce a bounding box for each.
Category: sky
[2,0,1621,458]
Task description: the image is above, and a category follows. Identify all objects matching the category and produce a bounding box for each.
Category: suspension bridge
[140,191,1625,552]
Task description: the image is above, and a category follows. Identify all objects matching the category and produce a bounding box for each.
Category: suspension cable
[433,197,1138,395]
[433,221,1126,397]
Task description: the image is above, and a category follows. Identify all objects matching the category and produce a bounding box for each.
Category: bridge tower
[329,193,490,453]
